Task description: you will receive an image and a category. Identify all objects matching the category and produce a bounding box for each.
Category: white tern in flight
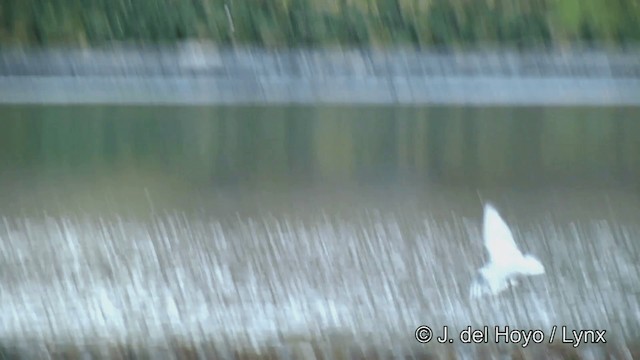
[470,203,545,298]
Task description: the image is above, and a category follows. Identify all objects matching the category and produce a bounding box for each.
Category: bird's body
[470,203,545,298]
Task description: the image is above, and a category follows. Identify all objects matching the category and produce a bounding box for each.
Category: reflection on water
[0,105,639,357]
[1,106,639,189]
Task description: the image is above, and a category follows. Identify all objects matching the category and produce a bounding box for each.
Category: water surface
[0,105,638,357]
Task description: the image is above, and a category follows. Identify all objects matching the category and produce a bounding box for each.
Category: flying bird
[470,203,545,298]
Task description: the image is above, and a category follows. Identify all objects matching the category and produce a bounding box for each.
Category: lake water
[0,105,639,358]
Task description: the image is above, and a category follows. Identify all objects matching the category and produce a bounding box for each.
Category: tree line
[0,0,638,47]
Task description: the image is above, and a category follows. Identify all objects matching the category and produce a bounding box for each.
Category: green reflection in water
[0,105,638,215]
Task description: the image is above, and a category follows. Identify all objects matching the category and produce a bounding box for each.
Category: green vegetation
[0,0,638,47]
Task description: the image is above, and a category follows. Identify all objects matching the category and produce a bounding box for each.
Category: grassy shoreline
[1,0,638,48]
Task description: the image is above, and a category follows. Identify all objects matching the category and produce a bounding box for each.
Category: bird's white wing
[483,203,523,265]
